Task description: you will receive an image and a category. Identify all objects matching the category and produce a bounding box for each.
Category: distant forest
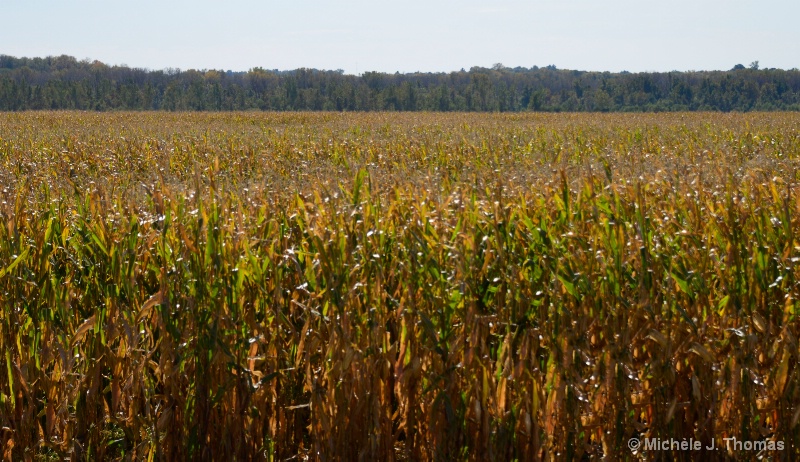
[1,55,799,112]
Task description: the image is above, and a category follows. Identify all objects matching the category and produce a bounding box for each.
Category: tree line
[1,55,799,112]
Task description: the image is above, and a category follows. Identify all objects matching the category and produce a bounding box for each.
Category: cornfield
[1,112,799,461]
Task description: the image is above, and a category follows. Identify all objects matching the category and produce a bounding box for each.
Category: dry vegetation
[1,112,800,460]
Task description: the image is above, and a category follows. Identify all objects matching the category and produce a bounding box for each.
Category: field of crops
[1,111,800,460]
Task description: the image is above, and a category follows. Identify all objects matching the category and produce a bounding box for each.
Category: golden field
[1,112,799,460]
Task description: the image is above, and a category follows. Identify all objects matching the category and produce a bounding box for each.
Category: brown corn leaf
[666,398,678,423]
[688,343,714,363]
[752,312,767,334]
[647,329,668,348]
[137,291,164,323]
[71,316,96,348]
[773,348,790,395]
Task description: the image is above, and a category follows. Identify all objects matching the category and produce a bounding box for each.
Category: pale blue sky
[2,0,797,74]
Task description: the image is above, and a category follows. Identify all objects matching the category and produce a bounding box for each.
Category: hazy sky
[2,0,798,74]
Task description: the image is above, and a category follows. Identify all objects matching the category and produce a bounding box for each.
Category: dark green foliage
[2,55,800,112]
